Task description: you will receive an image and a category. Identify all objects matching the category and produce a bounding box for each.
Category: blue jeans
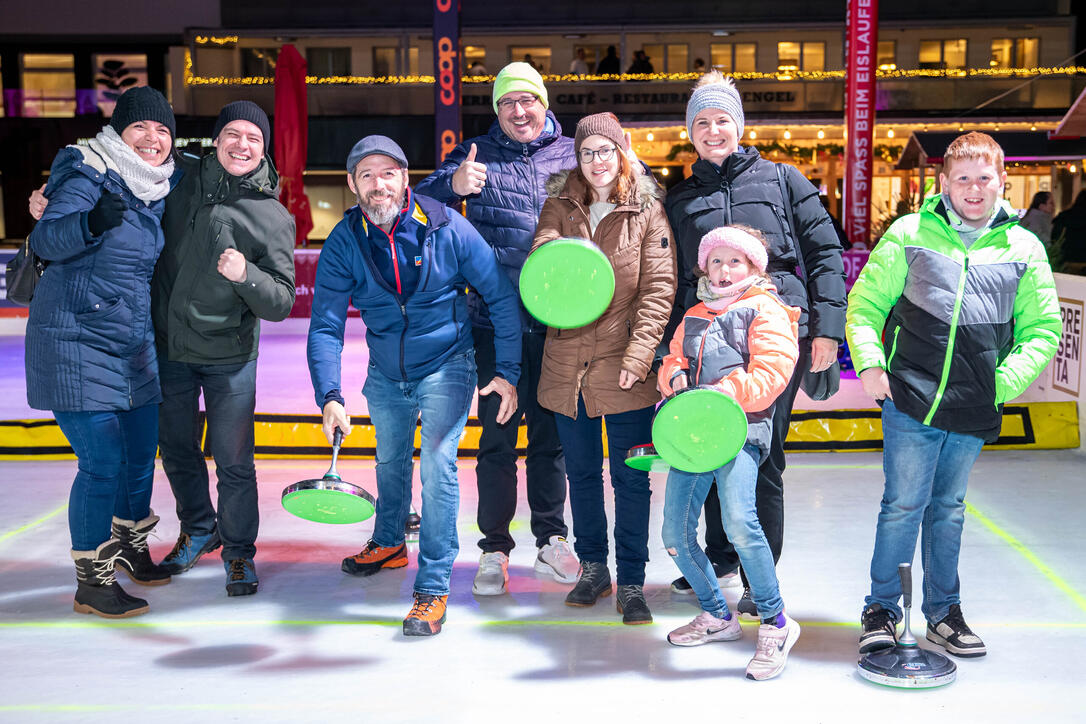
[662,444,784,619]
[363,351,477,596]
[157,359,258,561]
[553,396,654,586]
[866,399,985,623]
[54,404,159,551]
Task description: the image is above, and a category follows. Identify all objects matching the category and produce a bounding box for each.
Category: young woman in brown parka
[530,112,676,624]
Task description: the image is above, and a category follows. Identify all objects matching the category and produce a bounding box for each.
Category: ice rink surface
[1,450,1083,723]
[1,318,1083,722]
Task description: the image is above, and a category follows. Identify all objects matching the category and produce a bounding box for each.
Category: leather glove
[87,192,127,236]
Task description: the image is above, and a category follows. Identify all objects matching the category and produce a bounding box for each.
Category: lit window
[93,54,147,117]
[464,45,487,75]
[373,47,397,76]
[21,53,76,117]
[711,42,756,73]
[241,48,279,77]
[306,48,351,77]
[777,42,824,72]
[919,39,967,70]
[877,41,896,70]
[510,46,551,74]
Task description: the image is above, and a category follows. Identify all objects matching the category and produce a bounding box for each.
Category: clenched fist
[217,247,248,283]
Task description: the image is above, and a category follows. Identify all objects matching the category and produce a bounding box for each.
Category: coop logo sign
[1052,297,1083,396]
[433,0,461,165]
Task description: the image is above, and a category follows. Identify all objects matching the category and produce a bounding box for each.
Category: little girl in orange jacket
[659,224,802,681]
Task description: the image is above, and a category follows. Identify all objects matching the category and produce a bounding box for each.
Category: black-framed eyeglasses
[496,95,539,111]
[579,146,617,163]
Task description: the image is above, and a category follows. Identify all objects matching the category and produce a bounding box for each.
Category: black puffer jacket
[664,146,846,342]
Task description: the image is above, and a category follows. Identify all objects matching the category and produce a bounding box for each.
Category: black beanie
[213,101,271,148]
[109,86,175,139]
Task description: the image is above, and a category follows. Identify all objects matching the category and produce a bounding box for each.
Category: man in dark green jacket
[154,101,296,596]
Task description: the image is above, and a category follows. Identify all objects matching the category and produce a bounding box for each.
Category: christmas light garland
[183,52,1086,87]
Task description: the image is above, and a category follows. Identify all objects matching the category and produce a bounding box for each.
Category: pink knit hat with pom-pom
[697,226,768,274]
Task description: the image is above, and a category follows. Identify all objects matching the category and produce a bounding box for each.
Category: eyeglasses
[579,146,618,163]
[496,95,539,111]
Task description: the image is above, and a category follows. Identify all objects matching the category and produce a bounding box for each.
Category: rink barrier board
[0,401,1077,460]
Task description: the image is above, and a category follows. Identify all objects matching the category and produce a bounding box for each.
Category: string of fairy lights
[184,49,1086,87]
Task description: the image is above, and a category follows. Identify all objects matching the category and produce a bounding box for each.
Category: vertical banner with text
[434,0,462,167]
[845,0,877,248]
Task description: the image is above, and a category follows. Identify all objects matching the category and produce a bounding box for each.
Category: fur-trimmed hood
[545,168,664,212]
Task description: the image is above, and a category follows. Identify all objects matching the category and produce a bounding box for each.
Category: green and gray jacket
[153,153,296,365]
[846,195,1060,442]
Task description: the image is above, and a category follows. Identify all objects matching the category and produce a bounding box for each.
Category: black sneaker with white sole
[926,604,986,658]
[736,587,759,619]
[670,563,736,595]
[859,603,898,654]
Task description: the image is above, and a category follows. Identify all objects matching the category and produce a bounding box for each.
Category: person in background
[849,132,1060,659]
[1019,190,1054,246]
[532,113,675,624]
[27,86,176,618]
[415,62,579,596]
[1052,189,1086,265]
[308,136,521,636]
[627,50,654,74]
[596,46,621,75]
[569,48,590,76]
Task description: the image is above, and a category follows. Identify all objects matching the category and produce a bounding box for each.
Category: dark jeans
[473,326,567,553]
[157,358,258,561]
[554,396,654,586]
[702,339,810,583]
[54,404,159,551]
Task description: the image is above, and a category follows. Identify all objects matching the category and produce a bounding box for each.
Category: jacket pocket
[76,296,132,353]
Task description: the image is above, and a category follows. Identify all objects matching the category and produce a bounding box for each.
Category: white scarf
[87,126,174,203]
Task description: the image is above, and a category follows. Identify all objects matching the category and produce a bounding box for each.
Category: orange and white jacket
[660,280,800,459]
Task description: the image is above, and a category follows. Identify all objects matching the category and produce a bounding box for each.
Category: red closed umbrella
[274,43,313,246]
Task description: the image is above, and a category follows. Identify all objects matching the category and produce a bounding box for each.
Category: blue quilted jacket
[415,112,576,331]
[26,146,167,412]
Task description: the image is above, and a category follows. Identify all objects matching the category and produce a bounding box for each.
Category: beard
[358,189,405,226]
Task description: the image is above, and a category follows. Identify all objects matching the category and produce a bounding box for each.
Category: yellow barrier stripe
[0,401,1077,460]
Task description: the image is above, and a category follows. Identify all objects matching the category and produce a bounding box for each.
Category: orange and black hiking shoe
[341,540,408,576]
[403,593,447,636]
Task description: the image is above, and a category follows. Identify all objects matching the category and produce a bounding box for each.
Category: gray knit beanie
[685,79,745,142]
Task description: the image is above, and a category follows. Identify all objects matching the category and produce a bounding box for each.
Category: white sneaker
[472,551,509,595]
[745,614,801,681]
[667,610,743,646]
[535,535,579,583]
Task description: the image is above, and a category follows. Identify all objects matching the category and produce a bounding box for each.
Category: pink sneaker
[667,610,743,646]
[745,614,801,681]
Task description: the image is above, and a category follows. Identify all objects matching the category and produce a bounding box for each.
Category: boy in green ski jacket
[847,132,1060,659]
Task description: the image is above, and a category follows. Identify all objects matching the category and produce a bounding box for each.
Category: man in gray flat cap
[307,135,522,637]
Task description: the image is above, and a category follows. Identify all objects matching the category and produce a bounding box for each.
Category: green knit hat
[492,62,549,114]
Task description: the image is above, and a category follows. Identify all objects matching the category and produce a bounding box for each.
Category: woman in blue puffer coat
[26,87,176,618]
